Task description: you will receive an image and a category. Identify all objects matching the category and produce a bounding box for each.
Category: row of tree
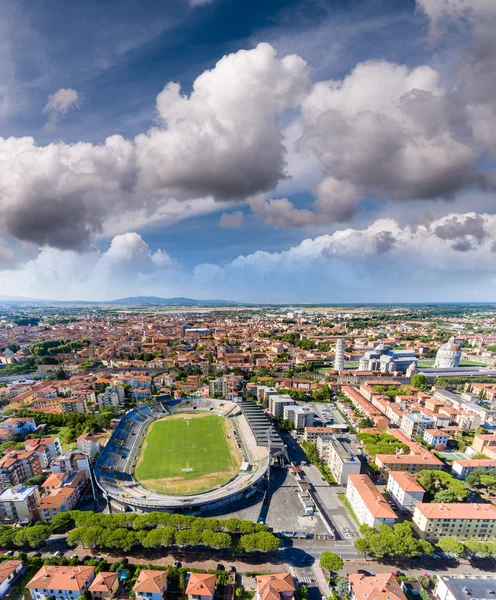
[354,523,433,559]
[0,524,51,548]
[66,525,279,554]
[53,510,271,535]
[437,537,496,559]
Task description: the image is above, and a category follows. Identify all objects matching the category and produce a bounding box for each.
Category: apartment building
[346,474,397,528]
[76,434,101,459]
[209,378,228,398]
[269,395,295,418]
[317,436,361,485]
[0,485,41,522]
[283,405,313,430]
[304,427,336,443]
[400,413,436,439]
[132,570,167,600]
[97,387,122,410]
[60,399,86,414]
[0,561,24,597]
[349,573,407,600]
[375,452,444,477]
[386,471,425,513]
[38,470,87,522]
[435,576,496,600]
[256,574,295,600]
[451,459,496,479]
[0,418,36,437]
[51,451,91,476]
[185,572,217,600]
[413,503,496,540]
[423,429,449,448]
[27,566,95,600]
[0,450,42,490]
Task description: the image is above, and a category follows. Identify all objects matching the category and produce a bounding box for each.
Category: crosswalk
[331,514,354,541]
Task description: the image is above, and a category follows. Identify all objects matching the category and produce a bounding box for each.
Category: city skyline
[0,0,495,301]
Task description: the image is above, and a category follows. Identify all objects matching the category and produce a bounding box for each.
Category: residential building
[435,576,496,600]
[317,436,361,485]
[60,399,86,414]
[256,574,295,600]
[451,459,496,479]
[304,427,336,443]
[400,414,436,440]
[38,470,87,522]
[435,338,462,369]
[375,452,444,477]
[209,379,228,398]
[185,572,217,600]
[346,474,397,528]
[77,433,101,458]
[269,395,295,418]
[88,572,119,600]
[386,471,425,513]
[0,485,41,522]
[25,437,62,461]
[283,405,313,429]
[132,570,167,600]
[0,418,36,437]
[97,387,122,410]
[413,503,496,540]
[27,565,95,600]
[348,573,407,600]
[423,429,449,448]
[51,451,91,476]
[0,560,24,597]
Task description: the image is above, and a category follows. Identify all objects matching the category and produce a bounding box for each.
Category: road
[282,432,360,544]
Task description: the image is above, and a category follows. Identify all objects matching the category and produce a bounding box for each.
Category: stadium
[94,398,287,513]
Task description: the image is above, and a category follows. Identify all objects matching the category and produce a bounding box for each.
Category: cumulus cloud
[192,212,496,302]
[219,211,243,228]
[0,44,309,251]
[43,88,81,130]
[0,232,179,301]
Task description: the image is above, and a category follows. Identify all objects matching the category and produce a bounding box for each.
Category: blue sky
[1,0,496,301]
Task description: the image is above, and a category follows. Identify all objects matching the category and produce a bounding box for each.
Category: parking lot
[265,467,328,536]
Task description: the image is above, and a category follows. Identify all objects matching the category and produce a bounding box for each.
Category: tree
[438,537,465,558]
[320,551,344,574]
[434,489,458,503]
[334,577,350,600]
[411,374,429,391]
[50,512,75,532]
[358,417,374,429]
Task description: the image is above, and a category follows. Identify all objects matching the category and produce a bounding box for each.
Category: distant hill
[109,296,239,306]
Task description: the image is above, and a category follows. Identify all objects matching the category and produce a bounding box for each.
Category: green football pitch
[134,413,241,494]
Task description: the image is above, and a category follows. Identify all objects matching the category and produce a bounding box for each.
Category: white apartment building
[400,413,436,439]
[304,427,336,443]
[77,433,101,458]
[423,429,449,447]
[317,436,361,485]
[386,470,425,513]
[269,395,295,418]
[97,386,123,410]
[346,474,397,528]
[0,485,41,522]
[283,405,313,430]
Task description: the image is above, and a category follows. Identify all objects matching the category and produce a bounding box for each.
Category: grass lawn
[44,425,77,451]
[460,360,488,366]
[337,493,360,527]
[134,413,241,494]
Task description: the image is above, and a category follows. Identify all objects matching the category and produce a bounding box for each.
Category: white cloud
[192,213,496,301]
[0,232,179,301]
[43,88,81,130]
[188,0,212,6]
[0,43,310,251]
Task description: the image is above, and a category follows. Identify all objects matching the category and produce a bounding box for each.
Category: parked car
[173,561,181,568]
[52,551,61,558]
